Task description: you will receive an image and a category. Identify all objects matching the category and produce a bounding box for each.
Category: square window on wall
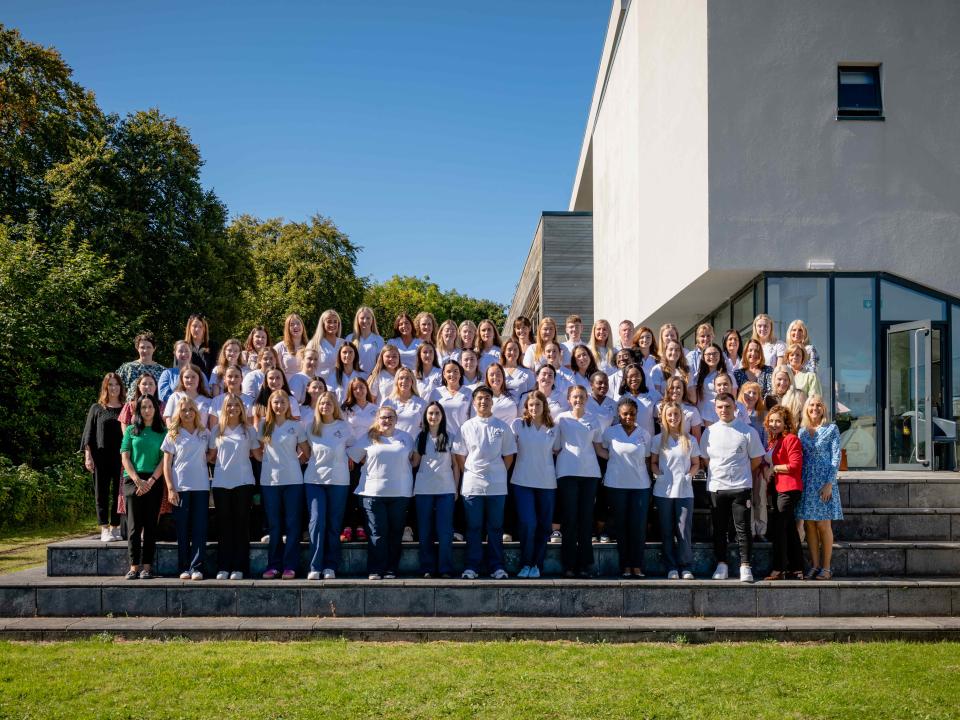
[838,65,883,119]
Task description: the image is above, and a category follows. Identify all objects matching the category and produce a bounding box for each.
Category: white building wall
[707,0,960,298]
[592,0,710,326]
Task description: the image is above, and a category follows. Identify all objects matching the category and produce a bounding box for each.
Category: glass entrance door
[885,321,933,469]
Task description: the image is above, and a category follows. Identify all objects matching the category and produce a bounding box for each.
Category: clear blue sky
[5,1,609,306]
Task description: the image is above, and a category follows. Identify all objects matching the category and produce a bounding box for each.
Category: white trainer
[179,571,191,580]
[110,526,123,541]
[712,562,729,580]
[190,571,203,581]
[307,571,321,580]
[517,566,531,578]
[667,570,680,580]
[215,571,229,580]
[681,570,695,580]
[100,528,113,543]
[502,533,513,543]
[322,569,336,579]
[402,526,414,543]
[739,565,755,583]
[229,571,243,580]
[491,569,509,580]
[461,569,478,580]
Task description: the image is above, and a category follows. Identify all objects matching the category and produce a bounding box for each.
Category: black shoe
[124,569,139,580]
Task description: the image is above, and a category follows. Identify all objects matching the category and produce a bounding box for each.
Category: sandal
[763,570,785,581]
[804,567,820,580]
[815,568,833,581]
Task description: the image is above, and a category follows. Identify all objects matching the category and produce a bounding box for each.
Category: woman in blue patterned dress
[796,394,842,580]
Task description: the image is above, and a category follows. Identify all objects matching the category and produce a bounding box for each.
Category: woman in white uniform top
[381,367,427,436]
[589,319,616,375]
[251,368,301,428]
[414,311,437,346]
[475,363,518,424]
[510,390,557,579]
[390,313,421,370]
[241,347,279,402]
[607,347,637,399]
[414,341,442,398]
[631,326,659,380]
[459,348,483,392]
[752,313,786,368]
[303,391,353,581]
[340,377,377,543]
[615,364,657,438]
[542,342,575,391]
[366,344,401,404]
[722,329,744,373]
[164,364,212,429]
[208,338,243,397]
[512,316,535,358]
[656,375,703,441]
[500,338,535,397]
[586,371,617,431]
[308,309,345,382]
[287,347,320,405]
[648,340,690,399]
[273,313,307,381]
[428,359,473,436]
[475,319,502,374]
[523,316,570,369]
[412,402,459,578]
[298,377,328,433]
[434,319,460,365]
[693,343,735,424]
[570,344,599,391]
[458,320,478,360]
[345,306,384,376]
[522,364,569,421]
[331,342,366,404]
[208,393,261,580]
[208,366,254,431]
[241,326,270,375]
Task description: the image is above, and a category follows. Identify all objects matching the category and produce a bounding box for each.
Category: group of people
[80,308,843,583]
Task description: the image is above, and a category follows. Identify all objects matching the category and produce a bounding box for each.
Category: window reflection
[835,278,877,468]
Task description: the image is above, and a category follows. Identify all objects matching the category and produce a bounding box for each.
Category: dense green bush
[0,455,92,530]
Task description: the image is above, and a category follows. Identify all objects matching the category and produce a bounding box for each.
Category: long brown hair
[98,372,124,407]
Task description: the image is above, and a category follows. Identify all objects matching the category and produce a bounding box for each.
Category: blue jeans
[656,496,694,572]
[415,493,455,575]
[362,496,409,575]
[463,494,506,574]
[305,484,349,573]
[173,490,209,574]
[261,484,304,573]
[607,487,651,572]
[513,485,555,570]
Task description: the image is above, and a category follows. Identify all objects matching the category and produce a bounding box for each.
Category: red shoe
[339,526,353,543]
[355,527,367,542]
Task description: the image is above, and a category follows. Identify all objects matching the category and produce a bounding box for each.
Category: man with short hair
[562,314,584,356]
[615,319,635,352]
[699,392,764,582]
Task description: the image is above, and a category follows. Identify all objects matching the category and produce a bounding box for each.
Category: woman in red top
[763,405,804,580]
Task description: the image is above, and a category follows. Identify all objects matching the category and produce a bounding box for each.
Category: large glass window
[880,280,946,322]
[834,278,878,468]
[766,276,832,411]
[732,290,754,337]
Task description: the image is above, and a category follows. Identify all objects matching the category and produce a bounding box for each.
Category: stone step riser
[46,541,960,578]
[2,580,958,618]
[839,482,960,509]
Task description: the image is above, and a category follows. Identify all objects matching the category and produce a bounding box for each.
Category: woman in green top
[119,395,166,580]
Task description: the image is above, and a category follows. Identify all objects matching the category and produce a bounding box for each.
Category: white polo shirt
[553,411,602,479]
[652,432,700,499]
[163,392,212,427]
[454,415,517,496]
[161,427,211,492]
[509,418,557,490]
[382,395,427,436]
[350,430,414,497]
[258,419,307,486]
[313,337,344,381]
[699,420,764,492]
[428,385,473,435]
[413,432,458,495]
[587,395,617,431]
[601,424,652,490]
[209,425,259,490]
[345,332,384,375]
[304,419,353,486]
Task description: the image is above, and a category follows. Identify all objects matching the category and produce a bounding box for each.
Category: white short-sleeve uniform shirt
[477,347,502,374]
[454,416,517,496]
[304,419,352,486]
[209,425,259,490]
[553,412,602,479]
[349,430,414,497]
[208,393,254,427]
[652,433,700,499]
[415,368,442,399]
[161,427,211,492]
[258,419,307,486]
[601,424,652,490]
[413,432,458,496]
[381,395,427,437]
[510,418,557,490]
[314,337,344,382]
[163,392,212,428]
[428,386,473,436]
[699,420,764,492]
[345,332,384,376]
[504,366,535,397]
[272,341,304,380]
[344,403,378,442]
[389,338,421,371]
[586,395,617,431]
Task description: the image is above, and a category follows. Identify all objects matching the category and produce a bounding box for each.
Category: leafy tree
[0,220,132,466]
[363,275,506,335]
[230,214,367,339]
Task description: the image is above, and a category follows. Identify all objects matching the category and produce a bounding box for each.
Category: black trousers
[768,489,804,573]
[213,485,253,574]
[607,487,651,571]
[710,488,752,566]
[93,449,122,526]
[557,476,598,573]
[125,480,163,566]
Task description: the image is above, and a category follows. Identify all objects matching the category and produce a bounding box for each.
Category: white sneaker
[453,532,464,542]
[229,571,243,580]
[461,569,478,580]
[517,566,531,578]
[191,571,203,581]
[549,530,562,544]
[368,573,382,580]
[307,571,321,581]
[260,534,270,543]
[322,569,336,579]
[667,570,680,580]
[712,562,729,580]
[100,528,113,542]
[502,533,513,542]
[528,566,541,578]
[739,565,754,583]
[681,570,695,580]
[491,569,509,580]
[215,571,229,580]
[402,526,414,543]
[110,526,122,541]
[179,571,191,580]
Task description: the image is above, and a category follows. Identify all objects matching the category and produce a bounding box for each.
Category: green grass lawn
[0,639,957,719]
[0,518,96,575]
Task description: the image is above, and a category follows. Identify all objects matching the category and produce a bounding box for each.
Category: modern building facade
[510,0,960,470]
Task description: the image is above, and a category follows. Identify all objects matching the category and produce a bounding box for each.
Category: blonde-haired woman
[162,396,212,580]
[786,319,819,374]
[303,391,353,580]
[346,306,384,375]
[274,313,307,380]
[208,393,260,580]
[766,366,807,422]
[796,395,842,580]
[434,319,460,365]
[651,400,700,579]
[367,344,402,403]
[413,311,437,344]
[588,319,616,375]
[382,367,427,436]
[648,340,690,398]
[308,309,345,381]
[523,316,569,369]
[208,338,244,397]
[752,313,786,368]
[786,343,823,398]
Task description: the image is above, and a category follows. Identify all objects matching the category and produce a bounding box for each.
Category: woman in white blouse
[412,402,460,578]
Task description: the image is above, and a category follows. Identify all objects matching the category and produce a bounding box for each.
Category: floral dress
[796,423,843,521]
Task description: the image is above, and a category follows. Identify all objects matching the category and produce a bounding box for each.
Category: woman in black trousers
[81,373,125,543]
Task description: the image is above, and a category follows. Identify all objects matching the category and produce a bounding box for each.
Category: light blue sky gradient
[5,1,609,305]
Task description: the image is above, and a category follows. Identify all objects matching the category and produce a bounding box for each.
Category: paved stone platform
[3,567,959,619]
[1,615,958,642]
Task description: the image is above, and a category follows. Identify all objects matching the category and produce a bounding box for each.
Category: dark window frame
[837,64,884,120]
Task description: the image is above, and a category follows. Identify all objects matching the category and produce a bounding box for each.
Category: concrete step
[2,615,959,642]
[833,508,960,541]
[838,473,960,509]
[3,567,959,619]
[46,538,960,579]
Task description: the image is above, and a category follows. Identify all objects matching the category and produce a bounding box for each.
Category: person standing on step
[162,397,212,581]
[81,373,125,544]
[796,394,843,581]
[762,405,805,581]
[345,306,384,376]
[412,402,459,578]
[116,331,165,402]
[454,385,517,580]
[185,314,218,380]
[699,392,765,583]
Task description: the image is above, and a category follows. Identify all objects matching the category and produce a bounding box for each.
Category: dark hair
[303,376,329,408]
[472,385,494,400]
[393,312,414,339]
[616,396,638,413]
[255,368,294,414]
[415,341,441,379]
[484,362,512,398]
[695,343,725,403]
[618,363,648,397]
[132,395,163,436]
[715,392,736,405]
[335,341,360,383]
[722,329,742,358]
[569,343,599,377]
[134,332,155,348]
[341,377,374,411]
[416,401,449,454]
[440,359,464,389]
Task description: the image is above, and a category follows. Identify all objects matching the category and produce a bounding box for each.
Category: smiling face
[251,329,267,351]
[357,309,373,333]
[787,347,804,371]
[714,374,733,396]
[636,330,652,352]
[543,343,561,367]
[594,321,610,344]
[478,321,495,347]
[725,333,740,357]
[741,385,760,409]
[288,316,303,338]
[307,379,325,401]
[396,316,412,337]
[224,341,241,365]
[625,366,642,393]
[618,402,637,428]
[485,365,505,391]
[460,350,478,375]
[350,379,368,403]
[395,370,414,396]
[382,347,400,371]
[106,377,122,401]
[301,349,319,374]
[376,409,397,434]
[745,342,763,369]
[666,378,684,403]
[318,393,335,420]
[138,397,155,423]
[259,350,276,372]
[269,392,289,416]
[766,411,784,437]
[616,349,633,368]
[525,394,544,421]
[417,316,434,340]
[137,374,157,398]
[754,317,772,340]
[806,398,825,424]
[136,339,155,363]
[442,362,461,387]
[703,346,721,370]
[773,371,791,395]
[473,392,493,417]
[664,405,682,433]
[425,405,443,429]
[664,342,681,365]
[502,341,519,365]
[459,324,476,347]
[418,343,435,366]
[174,341,192,366]
[189,319,205,343]
[619,321,634,347]
[224,367,243,393]
[591,373,608,398]
[440,322,457,348]
[265,369,285,392]
[180,369,199,393]
[224,398,244,425]
[323,313,340,336]
[569,386,587,411]
[536,366,555,393]
[573,347,592,373]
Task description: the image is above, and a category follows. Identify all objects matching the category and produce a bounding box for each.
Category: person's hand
[820,484,833,502]
[168,489,180,506]
[84,454,95,473]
